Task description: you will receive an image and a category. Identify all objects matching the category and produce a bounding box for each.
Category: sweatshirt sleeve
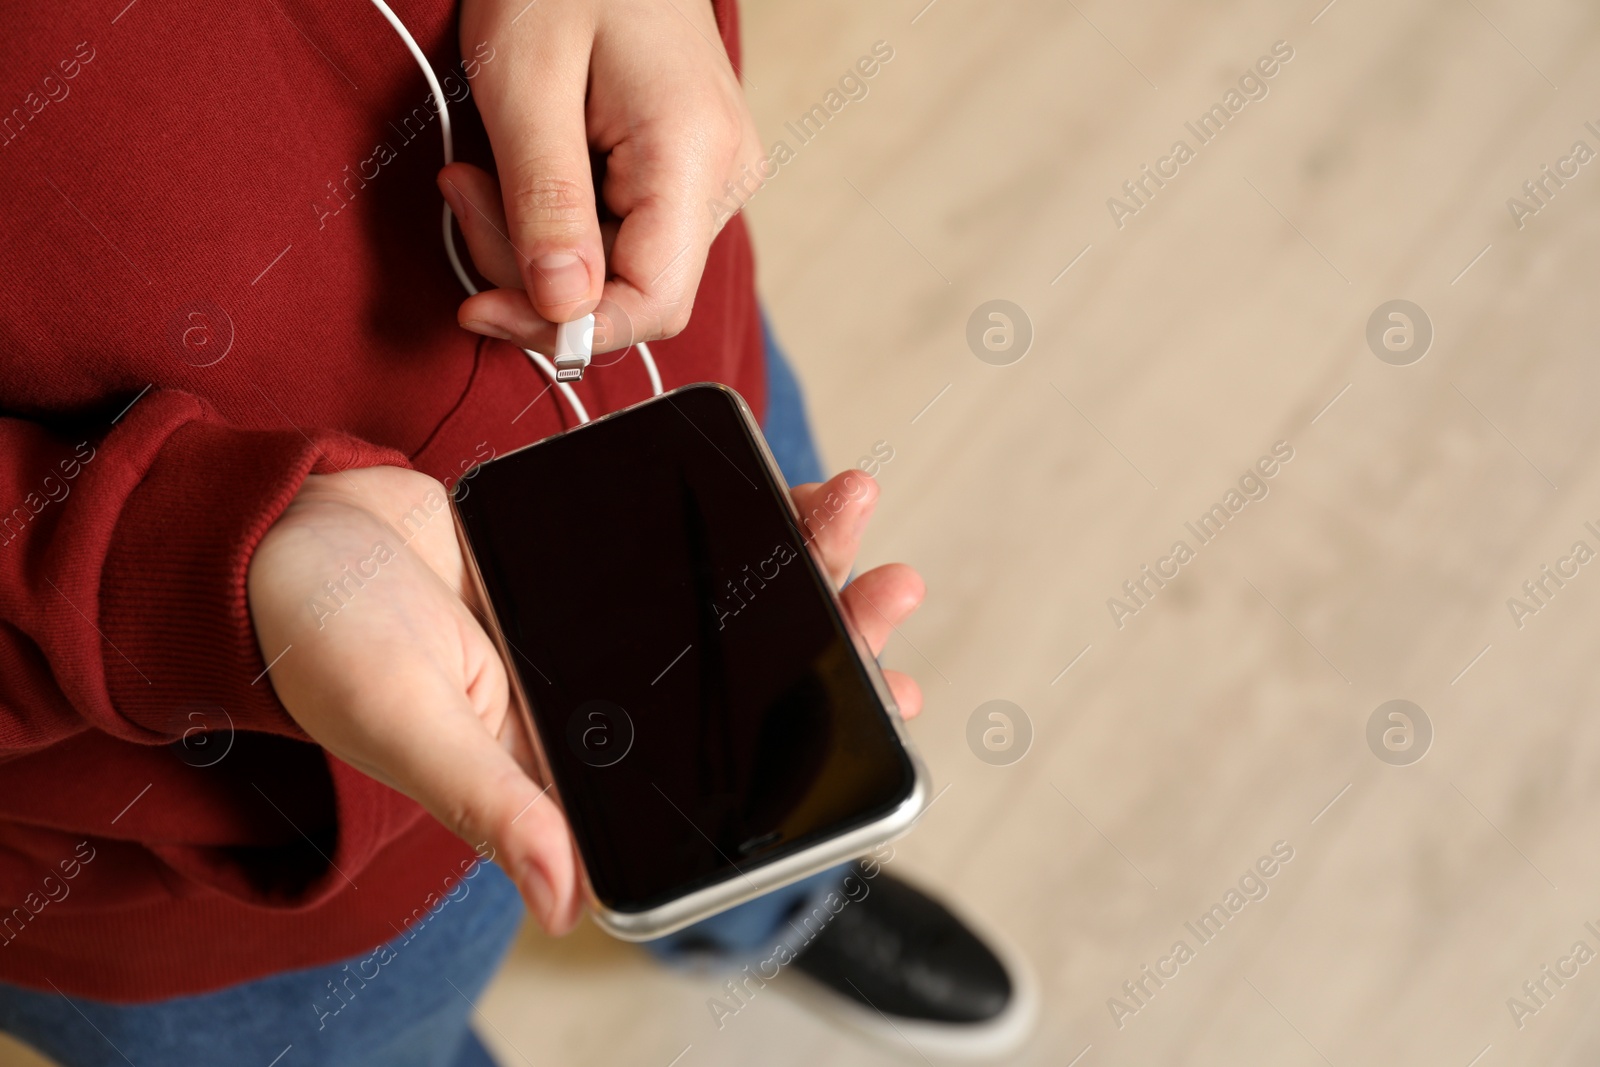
[0,387,410,754]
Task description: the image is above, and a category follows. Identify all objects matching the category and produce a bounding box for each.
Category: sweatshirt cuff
[99,419,410,741]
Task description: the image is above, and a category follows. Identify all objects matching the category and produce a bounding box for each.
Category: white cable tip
[554,314,595,382]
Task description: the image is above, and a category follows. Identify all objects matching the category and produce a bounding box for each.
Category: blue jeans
[0,326,844,1067]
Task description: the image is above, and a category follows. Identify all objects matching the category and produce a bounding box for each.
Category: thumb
[479,37,604,322]
[391,708,582,934]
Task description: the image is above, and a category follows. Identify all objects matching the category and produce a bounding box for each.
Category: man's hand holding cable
[441,0,763,354]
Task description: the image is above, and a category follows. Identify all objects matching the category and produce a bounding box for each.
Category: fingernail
[520,863,556,925]
[531,253,589,307]
[462,319,513,340]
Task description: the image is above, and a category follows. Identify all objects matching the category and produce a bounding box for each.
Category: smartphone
[451,383,929,940]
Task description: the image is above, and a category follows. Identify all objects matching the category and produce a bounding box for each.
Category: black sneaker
[786,868,1037,1060]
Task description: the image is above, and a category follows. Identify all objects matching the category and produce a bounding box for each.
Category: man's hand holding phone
[248,465,924,934]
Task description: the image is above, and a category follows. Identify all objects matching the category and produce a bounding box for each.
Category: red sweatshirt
[0,0,762,1001]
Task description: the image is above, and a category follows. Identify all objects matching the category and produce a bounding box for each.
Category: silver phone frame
[450,382,931,942]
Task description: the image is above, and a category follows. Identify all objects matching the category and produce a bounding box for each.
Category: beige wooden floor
[8,0,1600,1064]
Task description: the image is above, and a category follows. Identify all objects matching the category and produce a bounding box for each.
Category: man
[0,0,1030,1061]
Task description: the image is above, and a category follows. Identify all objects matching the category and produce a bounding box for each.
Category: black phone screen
[453,384,916,915]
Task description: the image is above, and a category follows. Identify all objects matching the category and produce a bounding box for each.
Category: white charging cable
[367,0,663,426]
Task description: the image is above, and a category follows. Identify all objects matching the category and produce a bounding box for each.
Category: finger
[455,269,622,355]
[792,473,878,588]
[439,165,624,301]
[383,694,581,935]
[839,563,925,657]
[596,203,712,343]
[595,120,735,340]
[457,288,558,352]
[883,669,923,720]
[438,163,522,291]
[479,40,604,322]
